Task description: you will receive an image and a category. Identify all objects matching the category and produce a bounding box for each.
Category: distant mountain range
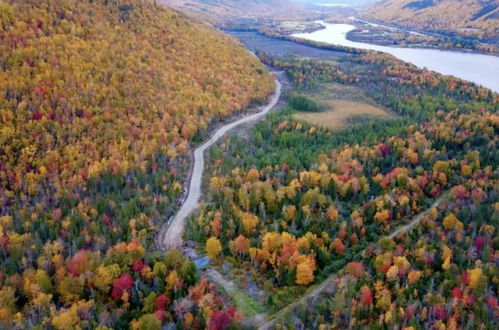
[363,0,499,42]
[161,0,304,23]
[161,0,498,43]
[160,0,377,25]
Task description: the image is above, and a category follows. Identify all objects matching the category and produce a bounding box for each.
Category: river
[292,22,499,93]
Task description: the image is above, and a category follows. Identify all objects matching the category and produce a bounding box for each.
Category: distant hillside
[364,0,499,42]
[161,0,304,24]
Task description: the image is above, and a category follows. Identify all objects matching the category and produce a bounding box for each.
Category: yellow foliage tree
[442,256,452,271]
[241,212,259,234]
[295,262,314,285]
[461,164,472,176]
[386,265,399,282]
[206,237,222,260]
[407,270,422,284]
[443,213,464,231]
[393,256,411,275]
[468,268,485,290]
[246,168,260,182]
[374,281,392,311]
[326,205,339,223]
[166,270,179,290]
[51,305,80,330]
[94,264,121,293]
[283,205,297,222]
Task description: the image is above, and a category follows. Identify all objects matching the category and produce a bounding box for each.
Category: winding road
[160,79,282,250]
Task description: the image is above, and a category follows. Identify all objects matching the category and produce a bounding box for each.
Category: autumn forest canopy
[0,0,274,328]
[0,0,498,329]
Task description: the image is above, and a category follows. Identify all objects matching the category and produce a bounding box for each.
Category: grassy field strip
[293,99,391,129]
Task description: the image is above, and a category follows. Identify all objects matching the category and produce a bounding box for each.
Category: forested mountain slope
[364,0,499,42]
[0,0,273,201]
[0,0,273,327]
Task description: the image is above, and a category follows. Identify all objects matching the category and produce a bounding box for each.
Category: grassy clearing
[290,82,394,129]
[206,267,265,318]
[231,288,266,317]
[293,99,392,129]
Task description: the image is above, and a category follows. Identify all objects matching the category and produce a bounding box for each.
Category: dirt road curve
[388,191,450,238]
[160,79,282,250]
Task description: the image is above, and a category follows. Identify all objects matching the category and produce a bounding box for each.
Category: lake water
[293,22,499,92]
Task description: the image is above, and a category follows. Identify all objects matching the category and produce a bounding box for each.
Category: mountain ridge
[363,0,499,42]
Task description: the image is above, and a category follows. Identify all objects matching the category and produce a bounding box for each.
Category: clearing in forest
[293,99,391,129]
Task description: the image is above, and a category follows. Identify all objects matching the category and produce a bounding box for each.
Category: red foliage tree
[460,271,470,285]
[474,236,485,251]
[154,310,167,322]
[487,296,497,308]
[102,214,114,231]
[208,308,238,330]
[434,306,447,321]
[452,287,462,300]
[111,274,134,300]
[378,144,391,157]
[360,286,373,305]
[68,250,89,276]
[347,261,365,278]
[132,259,145,273]
[405,304,417,320]
[156,294,169,311]
[32,110,43,121]
[453,185,469,199]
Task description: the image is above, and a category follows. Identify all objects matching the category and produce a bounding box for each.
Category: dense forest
[186,34,498,325]
[0,0,274,328]
[1,0,497,328]
[280,175,498,328]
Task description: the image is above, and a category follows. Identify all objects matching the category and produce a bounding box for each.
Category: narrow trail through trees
[159,79,282,250]
[258,190,451,330]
